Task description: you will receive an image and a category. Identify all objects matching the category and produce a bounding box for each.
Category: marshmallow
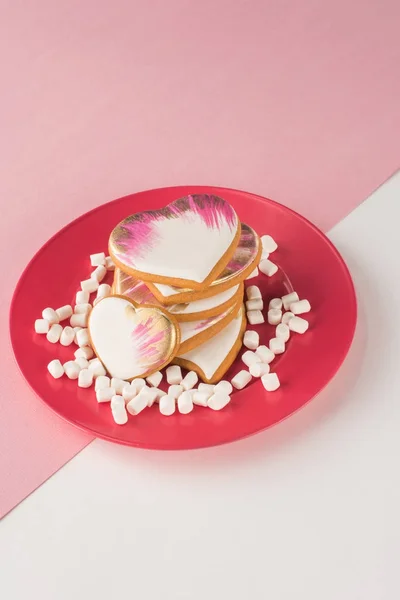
[55,305,73,322]
[91,265,107,283]
[247,310,264,325]
[63,360,81,380]
[269,337,285,355]
[74,303,92,315]
[243,330,259,350]
[249,362,270,377]
[178,390,194,414]
[42,308,59,325]
[46,323,62,344]
[208,392,231,411]
[242,350,261,367]
[111,377,130,394]
[127,387,150,415]
[276,323,290,342]
[181,371,198,391]
[111,396,128,425]
[255,345,275,364]
[105,256,115,270]
[159,394,176,416]
[74,346,94,360]
[214,380,233,395]
[259,259,278,277]
[231,370,252,390]
[131,378,146,394]
[47,359,64,379]
[245,267,259,279]
[122,384,136,402]
[35,319,49,334]
[73,326,82,342]
[268,309,282,325]
[76,328,90,348]
[89,358,107,378]
[269,298,283,310]
[90,252,106,267]
[78,368,93,388]
[60,326,75,346]
[261,372,280,392]
[192,391,209,407]
[96,387,116,403]
[146,371,163,388]
[282,292,299,310]
[261,235,278,253]
[80,278,99,294]
[166,365,182,385]
[96,283,112,301]
[70,313,89,328]
[76,290,90,305]
[245,298,263,311]
[152,388,167,403]
[146,387,159,407]
[282,311,295,324]
[290,299,311,315]
[168,384,184,400]
[198,383,215,398]
[75,357,90,369]
[246,285,262,300]
[95,375,110,391]
[261,248,270,260]
[288,316,309,334]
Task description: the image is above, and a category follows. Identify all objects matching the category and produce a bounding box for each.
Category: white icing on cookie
[179,305,235,344]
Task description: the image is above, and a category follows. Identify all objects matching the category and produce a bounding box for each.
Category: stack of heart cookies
[97,194,261,383]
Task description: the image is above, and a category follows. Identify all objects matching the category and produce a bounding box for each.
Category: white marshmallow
[269,337,285,354]
[111,377,130,394]
[245,298,263,311]
[74,346,94,360]
[181,371,198,391]
[78,368,93,388]
[290,299,311,315]
[288,316,309,334]
[146,371,163,388]
[152,388,167,403]
[76,290,90,305]
[47,359,64,379]
[60,326,75,347]
[63,360,81,380]
[247,310,264,325]
[231,370,252,390]
[111,396,128,425]
[42,308,59,325]
[127,387,150,415]
[261,372,280,391]
[95,375,110,391]
[261,234,278,253]
[74,303,92,315]
[35,319,49,334]
[131,378,146,394]
[70,313,89,328]
[261,248,270,260]
[166,365,182,385]
[159,394,176,416]
[192,390,209,407]
[243,330,259,350]
[259,259,278,277]
[75,357,89,369]
[197,383,215,399]
[80,278,99,294]
[269,298,283,310]
[105,256,115,270]
[96,387,116,403]
[76,328,90,347]
[122,384,136,402]
[255,345,275,364]
[282,311,295,324]
[96,283,112,301]
[73,326,82,342]
[242,350,261,367]
[276,323,290,342]
[282,291,299,310]
[89,358,107,378]
[249,362,270,377]
[178,390,194,414]
[268,309,282,325]
[111,394,124,409]
[90,252,106,267]
[46,323,63,344]
[91,265,107,282]
[208,392,231,411]
[246,285,262,300]
[245,266,259,279]
[168,384,184,400]
[214,380,233,395]
[146,387,159,407]
[55,305,73,322]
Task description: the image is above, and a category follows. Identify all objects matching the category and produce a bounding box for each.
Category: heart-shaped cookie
[88,296,180,380]
[109,194,240,290]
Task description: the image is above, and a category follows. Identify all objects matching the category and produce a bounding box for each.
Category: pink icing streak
[131,315,168,366]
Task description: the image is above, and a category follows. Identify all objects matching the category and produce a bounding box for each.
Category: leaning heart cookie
[109,194,241,290]
[88,296,180,380]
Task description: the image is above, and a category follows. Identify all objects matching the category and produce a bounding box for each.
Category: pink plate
[10,186,356,449]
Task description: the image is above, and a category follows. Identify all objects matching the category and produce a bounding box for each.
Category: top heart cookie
[109,194,240,290]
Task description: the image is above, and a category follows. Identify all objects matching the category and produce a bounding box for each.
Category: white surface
[1,174,400,599]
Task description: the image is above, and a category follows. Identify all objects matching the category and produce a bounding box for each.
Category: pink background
[1,0,399,518]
